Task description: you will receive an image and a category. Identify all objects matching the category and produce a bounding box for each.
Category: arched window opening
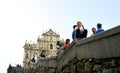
[50,44,53,49]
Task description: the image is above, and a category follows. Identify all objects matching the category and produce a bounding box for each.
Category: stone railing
[57,25,120,73]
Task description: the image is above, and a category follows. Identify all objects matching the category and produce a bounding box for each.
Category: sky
[0,0,120,73]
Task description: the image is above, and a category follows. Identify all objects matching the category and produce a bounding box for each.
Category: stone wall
[23,56,57,73]
[60,57,120,73]
[7,65,24,73]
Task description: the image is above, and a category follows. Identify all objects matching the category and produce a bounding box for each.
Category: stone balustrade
[57,25,120,71]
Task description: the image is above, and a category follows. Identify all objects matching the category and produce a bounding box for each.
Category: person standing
[40,50,46,57]
[64,39,70,49]
[91,27,96,36]
[72,25,77,40]
[31,55,36,63]
[96,23,104,34]
[75,21,88,40]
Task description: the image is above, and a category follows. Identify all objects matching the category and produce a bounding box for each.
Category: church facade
[23,29,63,67]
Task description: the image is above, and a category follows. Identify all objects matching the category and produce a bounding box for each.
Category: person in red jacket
[64,39,70,49]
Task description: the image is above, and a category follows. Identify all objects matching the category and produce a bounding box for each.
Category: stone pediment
[42,29,60,37]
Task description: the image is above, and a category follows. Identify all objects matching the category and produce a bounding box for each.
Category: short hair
[92,27,96,30]
[97,23,102,28]
[73,25,77,29]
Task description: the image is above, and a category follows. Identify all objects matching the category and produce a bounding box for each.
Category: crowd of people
[63,21,104,50]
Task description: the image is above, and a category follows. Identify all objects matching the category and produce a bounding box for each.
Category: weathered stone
[102,68,115,73]
[117,67,120,73]
[93,65,101,71]
[110,59,116,67]
[84,62,93,71]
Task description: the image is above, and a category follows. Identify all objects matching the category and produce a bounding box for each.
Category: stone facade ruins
[23,29,64,67]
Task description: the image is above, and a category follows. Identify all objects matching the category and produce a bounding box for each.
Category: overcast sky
[0,0,120,73]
